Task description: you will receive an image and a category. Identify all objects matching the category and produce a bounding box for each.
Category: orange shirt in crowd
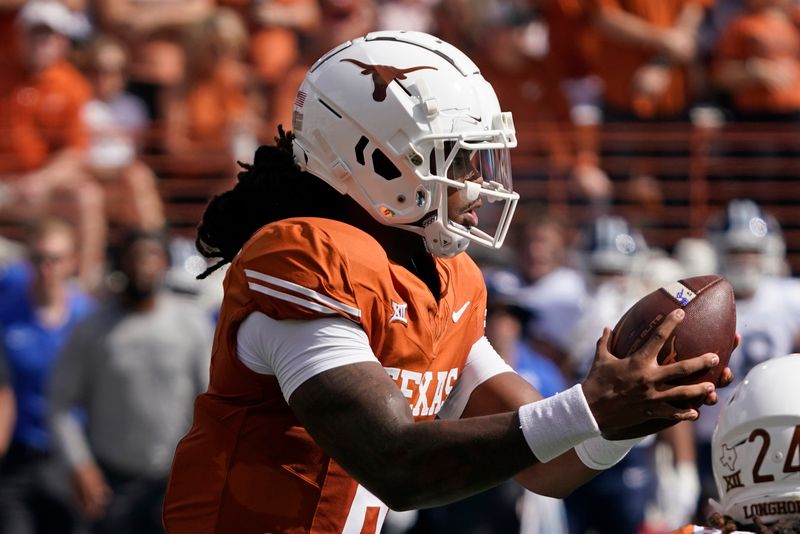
[587,0,712,118]
[0,59,92,174]
[0,9,22,97]
[715,9,800,114]
[164,218,486,533]
[217,0,318,84]
[545,0,597,81]
[477,54,574,173]
[184,62,250,146]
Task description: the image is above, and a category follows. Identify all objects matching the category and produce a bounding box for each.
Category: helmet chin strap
[395,214,471,258]
[421,218,470,258]
[419,187,472,257]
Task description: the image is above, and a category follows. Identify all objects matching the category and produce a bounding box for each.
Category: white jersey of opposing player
[516,267,588,353]
[568,275,646,376]
[695,276,800,442]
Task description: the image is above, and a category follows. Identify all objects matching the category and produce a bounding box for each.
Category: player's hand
[702,365,733,406]
[703,333,737,405]
[581,309,718,435]
[71,463,111,520]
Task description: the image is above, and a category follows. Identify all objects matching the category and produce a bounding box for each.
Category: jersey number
[341,484,387,534]
[749,425,800,483]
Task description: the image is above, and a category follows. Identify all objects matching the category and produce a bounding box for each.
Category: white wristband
[518,384,600,463]
[574,435,645,470]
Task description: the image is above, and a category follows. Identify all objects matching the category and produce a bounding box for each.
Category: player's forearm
[513,449,597,498]
[366,413,538,510]
[461,372,607,498]
[291,364,539,510]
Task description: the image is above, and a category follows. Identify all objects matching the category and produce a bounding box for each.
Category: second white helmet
[712,354,800,527]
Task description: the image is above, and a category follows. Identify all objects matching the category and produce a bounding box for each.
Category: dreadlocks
[195,126,348,279]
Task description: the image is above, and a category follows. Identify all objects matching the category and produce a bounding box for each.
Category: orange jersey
[163,217,487,534]
[0,59,91,173]
[714,10,800,113]
[587,0,712,118]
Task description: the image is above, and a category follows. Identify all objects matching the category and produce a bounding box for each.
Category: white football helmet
[711,354,800,526]
[579,215,647,275]
[708,199,784,295]
[291,31,519,257]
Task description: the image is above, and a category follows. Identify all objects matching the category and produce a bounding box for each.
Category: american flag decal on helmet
[295,90,307,108]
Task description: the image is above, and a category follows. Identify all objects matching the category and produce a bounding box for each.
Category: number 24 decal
[749,425,800,483]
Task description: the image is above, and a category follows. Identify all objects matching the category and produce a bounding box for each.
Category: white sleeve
[436,336,516,420]
[237,311,378,402]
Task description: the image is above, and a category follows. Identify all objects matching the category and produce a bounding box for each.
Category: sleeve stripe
[248,282,341,316]
[244,269,362,319]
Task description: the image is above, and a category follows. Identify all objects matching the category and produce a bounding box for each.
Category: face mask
[722,258,762,298]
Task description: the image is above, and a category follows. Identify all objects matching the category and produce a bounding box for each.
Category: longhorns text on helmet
[290,31,519,258]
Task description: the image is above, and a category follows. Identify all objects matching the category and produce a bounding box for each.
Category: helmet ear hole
[372,149,402,180]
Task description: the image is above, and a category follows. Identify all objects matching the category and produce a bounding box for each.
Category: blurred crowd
[1,0,800,533]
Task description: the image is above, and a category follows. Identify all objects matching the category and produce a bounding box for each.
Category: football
[604,274,736,440]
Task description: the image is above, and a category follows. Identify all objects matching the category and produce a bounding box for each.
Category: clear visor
[429,137,514,195]
[424,137,519,250]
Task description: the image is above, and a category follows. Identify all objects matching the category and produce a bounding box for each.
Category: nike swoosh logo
[452,301,471,323]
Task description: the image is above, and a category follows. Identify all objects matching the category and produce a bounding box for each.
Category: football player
[670,353,800,534]
[569,215,649,380]
[163,31,731,534]
[694,199,800,520]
